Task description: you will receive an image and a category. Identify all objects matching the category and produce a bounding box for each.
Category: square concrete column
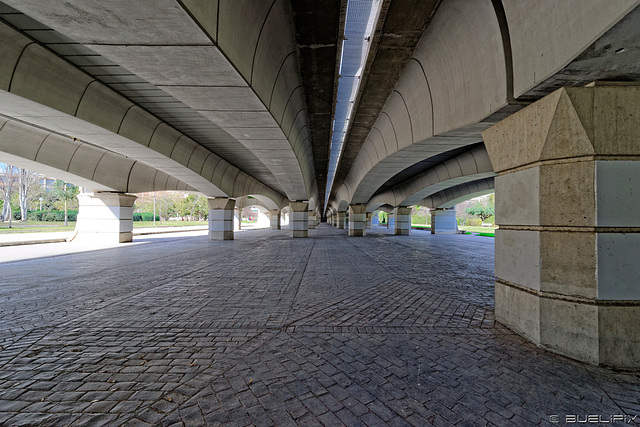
[75,192,136,243]
[483,84,640,368]
[308,211,316,229]
[336,211,346,229]
[332,213,337,226]
[348,204,367,237]
[394,207,411,236]
[234,208,241,231]
[208,198,235,240]
[431,207,458,234]
[366,212,372,229]
[289,201,309,238]
[270,209,281,230]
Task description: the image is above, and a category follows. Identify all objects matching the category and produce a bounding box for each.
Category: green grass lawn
[411,224,430,230]
[0,220,207,234]
[0,221,77,233]
[132,221,207,228]
[410,224,496,237]
[458,225,498,233]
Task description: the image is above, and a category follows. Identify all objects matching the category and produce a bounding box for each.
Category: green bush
[133,212,160,221]
[467,218,482,227]
[411,215,427,225]
[26,210,77,222]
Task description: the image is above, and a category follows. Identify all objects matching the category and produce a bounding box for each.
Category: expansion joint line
[278,239,316,328]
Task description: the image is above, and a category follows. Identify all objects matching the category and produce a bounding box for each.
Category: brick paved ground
[0,224,639,426]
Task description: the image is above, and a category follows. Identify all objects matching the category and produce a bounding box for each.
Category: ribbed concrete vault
[0,1,639,218]
[0,0,640,373]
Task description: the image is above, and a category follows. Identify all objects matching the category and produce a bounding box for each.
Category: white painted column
[430,207,458,234]
[234,208,241,231]
[208,198,235,241]
[289,201,309,238]
[336,212,346,229]
[270,209,281,230]
[348,204,366,237]
[74,192,137,243]
[394,207,411,236]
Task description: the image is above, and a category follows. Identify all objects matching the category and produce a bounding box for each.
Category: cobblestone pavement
[0,225,639,426]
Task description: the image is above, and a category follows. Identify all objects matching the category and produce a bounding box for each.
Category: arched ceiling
[0,0,340,206]
[328,0,640,213]
[0,0,639,216]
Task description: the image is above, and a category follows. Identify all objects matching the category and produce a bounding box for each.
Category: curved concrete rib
[329,0,638,214]
[235,195,284,211]
[0,118,194,193]
[365,146,496,211]
[418,177,495,209]
[0,21,286,205]
[1,0,316,203]
[331,0,506,211]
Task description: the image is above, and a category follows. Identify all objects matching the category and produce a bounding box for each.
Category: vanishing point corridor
[0,226,639,426]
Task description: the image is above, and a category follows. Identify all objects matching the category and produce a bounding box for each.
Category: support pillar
[75,192,136,243]
[308,211,316,229]
[394,207,411,236]
[332,213,337,227]
[270,209,281,230]
[366,212,372,229]
[483,84,640,368]
[348,204,366,237]
[208,198,235,240]
[234,208,241,231]
[430,207,458,234]
[336,211,346,229]
[289,201,308,238]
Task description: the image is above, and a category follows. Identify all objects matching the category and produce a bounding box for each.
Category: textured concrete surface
[484,85,640,367]
[0,225,639,426]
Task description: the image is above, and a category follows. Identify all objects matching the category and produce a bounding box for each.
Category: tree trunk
[64,199,68,226]
[1,201,9,222]
[18,168,29,221]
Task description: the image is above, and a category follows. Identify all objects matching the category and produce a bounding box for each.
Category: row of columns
[209,199,319,240]
[73,85,639,368]
[327,206,457,236]
[73,194,321,243]
[73,192,458,243]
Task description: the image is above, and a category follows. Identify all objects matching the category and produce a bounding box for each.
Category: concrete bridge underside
[0,0,639,374]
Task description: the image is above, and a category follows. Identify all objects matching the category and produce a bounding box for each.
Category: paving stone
[0,226,637,425]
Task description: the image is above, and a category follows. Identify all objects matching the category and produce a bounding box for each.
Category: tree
[17,168,39,221]
[465,201,495,222]
[0,163,17,224]
[52,180,79,226]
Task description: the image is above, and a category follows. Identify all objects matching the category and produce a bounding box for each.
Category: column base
[289,201,309,238]
[74,192,136,244]
[496,281,640,368]
[291,229,308,238]
[431,208,458,234]
[208,198,235,241]
[209,230,234,241]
